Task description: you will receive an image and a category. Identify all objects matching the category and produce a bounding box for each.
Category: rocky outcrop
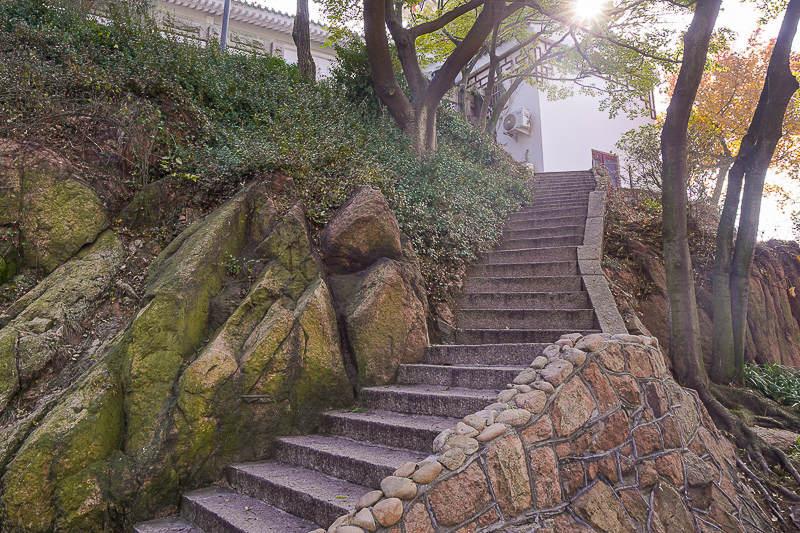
[0,140,108,274]
[323,186,429,386]
[321,185,404,274]
[324,334,771,532]
[606,238,800,368]
[0,182,429,531]
[0,231,124,417]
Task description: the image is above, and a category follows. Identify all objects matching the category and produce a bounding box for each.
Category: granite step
[504,215,586,231]
[467,261,578,278]
[478,248,580,264]
[425,343,547,365]
[476,246,578,262]
[457,308,596,330]
[531,185,595,194]
[502,225,585,239]
[396,363,526,388]
[226,462,368,529]
[273,435,425,490]
[458,291,590,310]
[455,328,600,345]
[498,234,583,250]
[508,206,588,221]
[319,409,458,452]
[524,201,591,211]
[181,486,320,533]
[134,515,206,533]
[462,275,583,293]
[358,384,498,417]
[529,192,592,203]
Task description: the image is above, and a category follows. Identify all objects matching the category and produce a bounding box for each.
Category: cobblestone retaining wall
[319,334,771,533]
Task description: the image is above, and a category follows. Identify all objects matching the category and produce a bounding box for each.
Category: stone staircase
[134,170,604,533]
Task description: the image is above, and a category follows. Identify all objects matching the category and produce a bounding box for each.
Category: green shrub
[0,0,530,303]
[744,362,800,412]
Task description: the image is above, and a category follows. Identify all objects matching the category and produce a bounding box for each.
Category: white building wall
[156,0,336,77]
[496,78,654,174]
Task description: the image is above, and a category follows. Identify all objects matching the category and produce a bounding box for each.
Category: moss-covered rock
[0,187,354,531]
[20,170,108,274]
[0,230,124,415]
[336,258,428,386]
[320,185,404,274]
[0,239,19,285]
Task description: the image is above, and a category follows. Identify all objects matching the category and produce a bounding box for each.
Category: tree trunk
[710,162,743,383]
[712,0,800,384]
[660,0,721,390]
[478,23,501,125]
[709,159,731,209]
[363,0,415,134]
[363,0,512,154]
[292,0,316,82]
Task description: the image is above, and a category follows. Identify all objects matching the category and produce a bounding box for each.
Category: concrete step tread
[320,409,459,451]
[396,363,526,389]
[182,486,319,533]
[425,343,547,365]
[359,384,499,417]
[475,250,578,262]
[276,434,425,474]
[464,275,582,282]
[458,308,594,314]
[455,328,599,345]
[323,408,460,434]
[401,363,527,370]
[227,461,368,527]
[360,383,501,396]
[134,515,205,533]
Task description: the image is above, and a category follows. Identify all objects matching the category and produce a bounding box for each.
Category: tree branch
[409,0,486,39]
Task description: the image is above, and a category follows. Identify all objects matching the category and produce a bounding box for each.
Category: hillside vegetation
[0,0,529,303]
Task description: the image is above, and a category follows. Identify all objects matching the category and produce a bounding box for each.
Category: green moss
[0,329,20,413]
[0,364,122,533]
[0,241,18,285]
[21,170,108,274]
[53,462,111,533]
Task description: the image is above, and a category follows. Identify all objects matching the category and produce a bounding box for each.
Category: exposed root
[712,383,800,430]
[737,456,789,529]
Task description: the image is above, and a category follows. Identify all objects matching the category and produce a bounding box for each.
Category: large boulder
[334,257,428,385]
[0,185,354,531]
[320,185,404,274]
[0,140,108,274]
[323,186,429,386]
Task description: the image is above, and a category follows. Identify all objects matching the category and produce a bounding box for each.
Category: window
[591,150,620,187]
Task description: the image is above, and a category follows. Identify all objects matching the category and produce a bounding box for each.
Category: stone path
[134,170,606,533]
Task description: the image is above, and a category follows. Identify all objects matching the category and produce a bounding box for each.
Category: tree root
[687,382,800,530]
[737,456,789,529]
[712,383,800,430]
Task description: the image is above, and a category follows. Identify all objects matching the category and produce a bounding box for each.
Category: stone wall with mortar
[319,334,771,533]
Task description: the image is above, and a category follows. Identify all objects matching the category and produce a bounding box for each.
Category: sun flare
[571,0,606,21]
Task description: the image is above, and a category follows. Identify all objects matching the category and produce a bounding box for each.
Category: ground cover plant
[0,0,530,304]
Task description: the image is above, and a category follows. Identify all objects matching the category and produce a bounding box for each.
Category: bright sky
[256,0,798,241]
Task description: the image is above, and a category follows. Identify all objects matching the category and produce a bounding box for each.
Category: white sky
[255,0,798,240]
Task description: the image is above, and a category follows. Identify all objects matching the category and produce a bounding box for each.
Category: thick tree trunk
[711,0,800,384]
[292,0,316,82]
[363,0,513,153]
[660,0,721,390]
[363,0,415,134]
[710,163,743,383]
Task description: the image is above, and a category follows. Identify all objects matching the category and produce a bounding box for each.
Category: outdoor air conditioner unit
[503,108,532,136]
